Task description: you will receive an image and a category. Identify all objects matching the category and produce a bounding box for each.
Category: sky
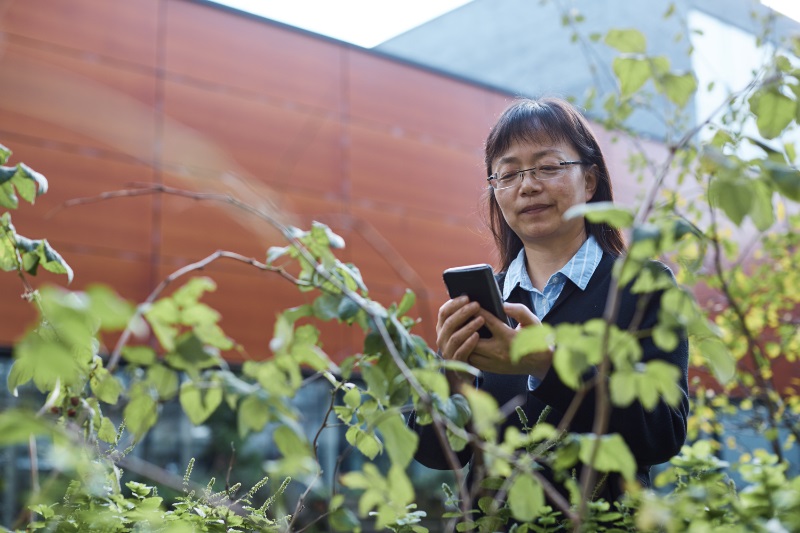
[208,0,474,48]
[210,0,800,48]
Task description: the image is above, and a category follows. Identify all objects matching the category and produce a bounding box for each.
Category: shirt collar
[502,235,603,301]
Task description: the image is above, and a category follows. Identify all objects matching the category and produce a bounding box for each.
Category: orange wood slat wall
[0,0,511,362]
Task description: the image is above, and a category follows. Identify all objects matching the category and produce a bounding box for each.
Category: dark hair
[484,97,625,270]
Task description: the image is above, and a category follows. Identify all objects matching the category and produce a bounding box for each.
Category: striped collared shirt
[501,235,603,390]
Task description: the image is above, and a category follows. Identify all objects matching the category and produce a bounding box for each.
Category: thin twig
[287,390,339,532]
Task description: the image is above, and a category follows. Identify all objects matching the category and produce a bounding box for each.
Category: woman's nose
[518,170,543,192]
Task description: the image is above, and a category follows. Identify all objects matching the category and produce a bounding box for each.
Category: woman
[414,97,689,500]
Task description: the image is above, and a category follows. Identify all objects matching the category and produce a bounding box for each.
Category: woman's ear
[584,165,599,201]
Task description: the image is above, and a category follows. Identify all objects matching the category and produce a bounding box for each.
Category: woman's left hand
[468,303,554,380]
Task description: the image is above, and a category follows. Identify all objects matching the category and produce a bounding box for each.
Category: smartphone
[442,264,509,338]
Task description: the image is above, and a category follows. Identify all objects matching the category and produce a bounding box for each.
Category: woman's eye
[499,171,519,181]
[538,165,560,173]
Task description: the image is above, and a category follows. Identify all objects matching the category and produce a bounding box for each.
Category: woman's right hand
[436,296,485,362]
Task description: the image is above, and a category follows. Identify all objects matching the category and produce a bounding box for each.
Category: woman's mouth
[519,204,551,215]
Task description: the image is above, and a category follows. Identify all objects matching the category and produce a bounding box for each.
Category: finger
[439,301,481,340]
[503,302,541,327]
[476,308,512,336]
[443,315,484,361]
[465,351,496,373]
[437,296,468,330]
[437,297,479,338]
[452,329,481,362]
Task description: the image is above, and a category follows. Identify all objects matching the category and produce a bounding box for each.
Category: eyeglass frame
[487,160,585,190]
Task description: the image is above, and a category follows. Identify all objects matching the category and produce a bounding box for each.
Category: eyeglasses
[487,160,585,190]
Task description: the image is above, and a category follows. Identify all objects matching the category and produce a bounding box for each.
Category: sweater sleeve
[530,267,689,467]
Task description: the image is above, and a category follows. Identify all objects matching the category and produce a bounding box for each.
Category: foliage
[2,4,800,533]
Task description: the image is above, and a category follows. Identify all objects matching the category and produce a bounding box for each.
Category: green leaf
[10,336,87,393]
[766,163,800,201]
[0,213,18,272]
[510,324,555,363]
[122,346,157,366]
[0,162,48,209]
[329,507,361,531]
[270,312,294,354]
[180,302,220,327]
[659,72,697,107]
[337,296,361,321]
[238,395,271,437]
[564,201,634,228]
[97,416,117,443]
[397,289,416,316]
[0,144,10,165]
[604,29,647,53]
[172,277,216,307]
[653,324,679,352]
[273,424,314,474]
[613,57,650,97]
[0,409,54,445]
[449,394,471,427]
[609,370,637,407]
[749,179,775,231]
[144,299,179,351]
[411,368,448,400]
[14,237,73,282]
[86,284,135,331]
[311,221,346,249]
[709,178,753,226]
[346,426,382,459]
[645,360,683,407]
[377,413,419,468]
[749,89,796,139]
[313,292,344,321]
[179,379,223,425]
[165,333,221,377]
[551,322,606,390]
[508,473,544,522]
[145,364,179,400]
[697,337,735,384]
[266,245,290,264]
[463,388,501,440]
[124,391,159,438]
[579,434,636,480]
[90,367,123,404]
[344,386,361,408]
[387,465,415,507]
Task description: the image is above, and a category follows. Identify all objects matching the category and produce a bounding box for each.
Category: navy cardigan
[411,253,690,493]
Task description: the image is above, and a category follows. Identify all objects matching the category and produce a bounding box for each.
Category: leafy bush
[2,12,800,533]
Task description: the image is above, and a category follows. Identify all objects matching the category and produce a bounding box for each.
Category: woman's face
[491,138,597,248]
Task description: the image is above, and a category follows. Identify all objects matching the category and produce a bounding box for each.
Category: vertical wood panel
[162,81,342,196]
[348,49,492,146]
[349,205,492,293]
[165,0,341,111]
[349,122,485,216]
[0,42,157,158]
[0,0,159,67]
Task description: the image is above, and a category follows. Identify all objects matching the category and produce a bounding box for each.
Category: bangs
[485,100,580,174]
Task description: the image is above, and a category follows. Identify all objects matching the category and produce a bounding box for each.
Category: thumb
[503,303,540,328]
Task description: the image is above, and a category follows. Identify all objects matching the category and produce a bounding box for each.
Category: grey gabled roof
[375,0,800,139]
